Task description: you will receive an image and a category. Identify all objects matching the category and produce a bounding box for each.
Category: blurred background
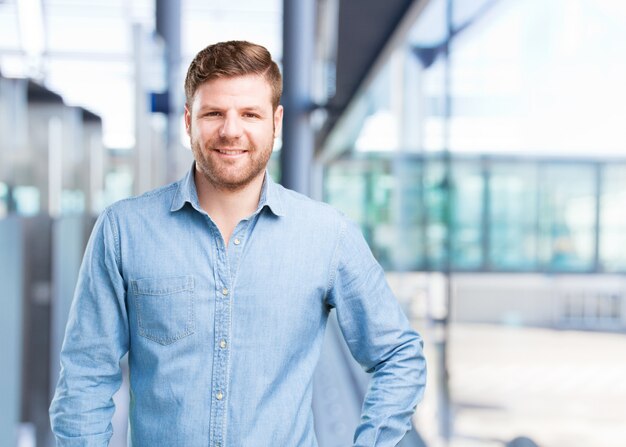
[1,0,626,446]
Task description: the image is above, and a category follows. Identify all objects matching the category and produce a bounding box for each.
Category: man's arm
[326,218,427,447]
[49,209,129,446]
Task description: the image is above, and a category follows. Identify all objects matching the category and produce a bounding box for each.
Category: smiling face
[184,74,283,192]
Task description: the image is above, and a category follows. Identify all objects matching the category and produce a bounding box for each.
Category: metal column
[156,0,183,182]
[280,0,316,194]
[282,3,424,446]
[282,2,360,444]
[0,217,24,447]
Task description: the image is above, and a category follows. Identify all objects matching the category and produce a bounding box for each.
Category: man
[50,40,426,446]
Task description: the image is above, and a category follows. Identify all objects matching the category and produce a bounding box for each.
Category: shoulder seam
[112,182,179,207]
[104,207,122,267]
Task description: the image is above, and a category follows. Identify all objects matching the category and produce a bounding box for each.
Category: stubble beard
[192,133,274,192]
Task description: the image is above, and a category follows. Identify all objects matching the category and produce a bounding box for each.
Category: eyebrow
[197,105,265,113]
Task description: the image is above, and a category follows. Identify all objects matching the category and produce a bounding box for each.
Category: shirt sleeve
[326,218,427,447]
[49,208,129,446]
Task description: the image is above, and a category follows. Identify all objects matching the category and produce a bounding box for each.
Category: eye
[243,112,261,119]
[202,111,222,117]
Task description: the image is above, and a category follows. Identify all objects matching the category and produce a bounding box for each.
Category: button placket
[209,231,231,447]
[209,217,257,447]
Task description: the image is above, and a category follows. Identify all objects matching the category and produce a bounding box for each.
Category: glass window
[537,164,596,271]
[445,0,626,157]
[451,159,484,269]
[325,160,369,226]
[423,158,448,269]
[60,190,85,215]
[13,186,40,216]
[600,164,626,272]
[368,169,398,267]
[489,162,538,270]
[386,158,426,270]
[104,167,133,206]
[325,156,427,271]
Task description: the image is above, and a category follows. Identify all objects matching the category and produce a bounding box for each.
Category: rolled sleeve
[49,209,129,444]
[326,218,427,446]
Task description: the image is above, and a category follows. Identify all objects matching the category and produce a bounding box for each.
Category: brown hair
[184,40,282,110]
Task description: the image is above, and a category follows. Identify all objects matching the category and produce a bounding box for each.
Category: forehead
[191,74,273,110]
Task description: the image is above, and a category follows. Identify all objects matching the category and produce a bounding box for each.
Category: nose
[219,112,243,139]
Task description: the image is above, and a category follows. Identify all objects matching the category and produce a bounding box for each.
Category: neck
[194,169,265,245]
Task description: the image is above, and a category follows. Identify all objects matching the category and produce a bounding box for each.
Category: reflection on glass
[600,164,626,271]
[325,155,626,274]
[104,168,133,206]
[13,186,40,216]
[489,162,538,270]
[60,190,85,215]
[451,160,483,269]
[423,159,447,269]
[388,159,424,270]
[537,164,595,271]
[325,161,368,225]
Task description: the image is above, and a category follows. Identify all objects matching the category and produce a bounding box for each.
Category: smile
[215,149,246,155]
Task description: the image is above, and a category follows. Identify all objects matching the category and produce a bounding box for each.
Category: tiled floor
[414,323,626,447]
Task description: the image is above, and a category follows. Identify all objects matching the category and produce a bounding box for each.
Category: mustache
[212,136,243,146]
[208,136,252,150]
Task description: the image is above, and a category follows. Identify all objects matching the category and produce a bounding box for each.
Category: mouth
[214,148,247,156]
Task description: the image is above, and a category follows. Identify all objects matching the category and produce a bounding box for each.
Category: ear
[184,104,192,136]
[273,105,284,138]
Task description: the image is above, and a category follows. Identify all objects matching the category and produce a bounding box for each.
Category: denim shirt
[50,166,426,447]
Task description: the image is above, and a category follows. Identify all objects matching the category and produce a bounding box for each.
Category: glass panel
[104,167,133,206]
[423,158,448,268]
[368,169,396,266]
[60,190,85,215]
[600,164,626,272]
[451,160,484,269]
[324,161,369,225]
[13,186,40,216]
[489,162,538,270]
[537,164,596,271]
[444,0,626,157]
[325,157,428,271]
[387,158,425,270]
[421,57,448,153]
[353,63,401,153]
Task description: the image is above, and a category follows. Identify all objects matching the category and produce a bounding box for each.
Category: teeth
[217,149,244,155]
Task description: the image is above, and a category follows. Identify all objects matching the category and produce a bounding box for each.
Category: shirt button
[222,288,228,296]
[234,238,241,245]
[219,339,227,349]
[216,391,224,400]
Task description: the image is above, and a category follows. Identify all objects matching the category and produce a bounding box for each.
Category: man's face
[185,74,283,192]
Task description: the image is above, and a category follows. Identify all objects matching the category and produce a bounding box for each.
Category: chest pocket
[131,275,195,345]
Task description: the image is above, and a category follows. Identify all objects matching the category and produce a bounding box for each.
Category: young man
[50,41,426,446]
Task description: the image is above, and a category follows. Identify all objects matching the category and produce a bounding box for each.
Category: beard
[191,132,274,192]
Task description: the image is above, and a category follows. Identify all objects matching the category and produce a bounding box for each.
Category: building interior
[1,0,626,446]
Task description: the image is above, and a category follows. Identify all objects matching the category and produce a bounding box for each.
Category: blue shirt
[50,166,426,446]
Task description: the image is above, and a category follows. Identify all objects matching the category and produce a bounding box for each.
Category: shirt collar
[258,170,286,217]
[170,163,201,213]
[170,162,286,217]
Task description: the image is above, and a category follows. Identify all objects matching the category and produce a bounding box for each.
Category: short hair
[184,40,282,110]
